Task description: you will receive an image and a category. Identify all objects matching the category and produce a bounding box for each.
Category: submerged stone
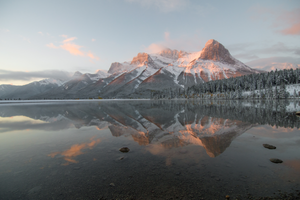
[263,144,276,149]
[119,147,130,153]
[270,158,283,163]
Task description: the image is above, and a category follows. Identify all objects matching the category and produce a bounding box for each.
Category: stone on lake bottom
[263,144,276,149]
[270,158,283,163]
[119,147,130,153]
[109,183,115,187]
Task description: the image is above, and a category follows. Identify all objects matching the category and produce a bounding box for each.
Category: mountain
[0,78,64,100]
[0,39,262,99]
[0,85,19,99]
[80,39,260,99]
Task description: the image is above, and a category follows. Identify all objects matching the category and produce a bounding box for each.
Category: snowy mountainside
[0,79,65,99]
[99,39,260,98]
[87,69,110,82]
[1,39,262,99]
[36,78,64,86]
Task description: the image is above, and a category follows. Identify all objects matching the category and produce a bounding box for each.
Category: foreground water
[0,100,299,200]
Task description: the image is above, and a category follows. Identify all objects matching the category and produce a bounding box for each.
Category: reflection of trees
[0,100,299,131]
[1,100,299,157]
[144,100,300,129]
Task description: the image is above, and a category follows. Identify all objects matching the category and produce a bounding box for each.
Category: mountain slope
[1,39,262,99]
[0,79,64,99]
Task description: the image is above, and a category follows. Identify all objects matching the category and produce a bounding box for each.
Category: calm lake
[0,100,300,200]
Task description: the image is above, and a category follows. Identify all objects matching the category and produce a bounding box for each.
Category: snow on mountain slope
[37,78,64,86]
[3,39,262,99]
[96,69,110,76]
[87,70,110,82]
[0,84,18,91]
[104,39,259,92]
[108,62,139,75]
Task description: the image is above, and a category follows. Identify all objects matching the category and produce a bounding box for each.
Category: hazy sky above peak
[0,0,299,85]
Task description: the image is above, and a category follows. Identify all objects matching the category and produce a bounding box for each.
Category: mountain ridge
[0,39,263,99]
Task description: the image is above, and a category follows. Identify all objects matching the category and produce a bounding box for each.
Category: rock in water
[119,147,130,153]
[263,144,276,149]
[270,158,283,163]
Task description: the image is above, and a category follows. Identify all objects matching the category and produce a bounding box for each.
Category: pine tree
[268,85,273,99]
[296,68,299,84]
[274,86,278,99]
[237,86,242,99]
[279,80,286,99]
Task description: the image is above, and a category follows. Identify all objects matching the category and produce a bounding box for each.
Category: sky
[0,0,299,85]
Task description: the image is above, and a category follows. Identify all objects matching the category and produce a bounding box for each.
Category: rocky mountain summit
[199,39,236,64]
[0,39,262,100]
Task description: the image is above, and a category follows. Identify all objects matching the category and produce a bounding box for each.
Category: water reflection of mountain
[0,100,299,157]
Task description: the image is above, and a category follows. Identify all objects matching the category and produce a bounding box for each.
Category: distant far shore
[0,99,151,105]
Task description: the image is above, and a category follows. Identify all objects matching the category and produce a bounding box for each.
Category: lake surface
[0,100,300,200]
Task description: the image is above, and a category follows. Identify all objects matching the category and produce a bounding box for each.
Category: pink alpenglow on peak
[199,39,236,65]
[131,53,150,65]
[159,48,187,59]
[105,39,261,85]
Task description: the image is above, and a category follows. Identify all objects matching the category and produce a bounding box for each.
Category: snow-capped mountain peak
[86,70,110,82]
[0,39,263,100]
[198,39,236,65]
[38,78,64,86]
[158,48,187,60]
[73,71,83,77]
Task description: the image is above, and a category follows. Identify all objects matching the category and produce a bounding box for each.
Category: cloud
[250,6,300,36]
[259,42,300,55]
[164,32,170,40]
[60,42,84,56]
[87,51,99,60]
[46,43,59,49]
[229,41,300,71]
[0,119,73,133]
[38,31,43,35]
[46,36,99,60]
[234,53,259,60]
[144,31,203,53]
[63,37,77,43]
[125,0,188,12]
[245,57,300,71]
[280,22,300,35]
[48,136,101,165]
[276,8,300,35]
[92,38,96,42]
[145,43,166,54]
[0,69,72,82]
[229,42,300,63]
[230,42,300,56]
